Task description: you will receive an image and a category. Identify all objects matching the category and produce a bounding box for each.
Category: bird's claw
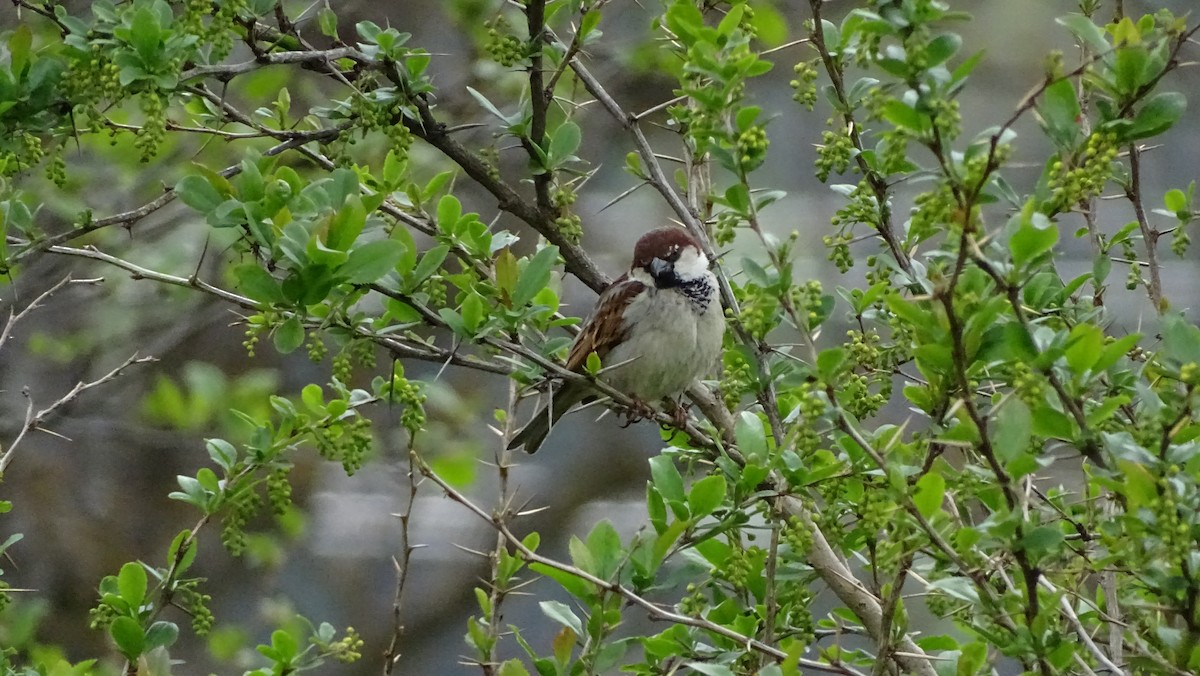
[619,398,656,427]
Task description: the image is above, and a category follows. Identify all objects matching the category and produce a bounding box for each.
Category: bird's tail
[507,389,582,453]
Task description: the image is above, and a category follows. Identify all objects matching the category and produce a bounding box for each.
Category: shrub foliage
[2,0,1200,674]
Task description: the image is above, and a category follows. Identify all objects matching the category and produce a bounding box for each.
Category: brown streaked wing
[565,276,646,372]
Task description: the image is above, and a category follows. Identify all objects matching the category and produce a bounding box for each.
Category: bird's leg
[618,398,656,427]
[666,397,691,430]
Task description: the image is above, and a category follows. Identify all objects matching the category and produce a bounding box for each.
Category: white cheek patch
[674,247,709,279]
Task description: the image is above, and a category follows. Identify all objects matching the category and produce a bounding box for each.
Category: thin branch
[1,352,156,474]
[383,444,422,674]
[414,451,867,676]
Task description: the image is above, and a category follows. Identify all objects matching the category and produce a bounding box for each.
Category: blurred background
[1,0,1198,672]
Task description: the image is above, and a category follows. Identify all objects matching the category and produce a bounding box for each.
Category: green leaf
[514,245,559,307]
[341,239,405,284]
[233,264,284,304]
[1064,323,1104,373]
[273,316,304,354]
[145,621,179,650]
[585,519,623,579]
[129,7,163,64]
[547,121,582,167]
[882,100,926,133]
[1118,459,1157,508]
[735,106,761,132]
[1031,403,1076,439]
[1056,14,1109,52]
[924,33,962,67]
[539,600,583,636]
[325,199,365,253]
[175,175,224,213]
[530,562,594,600]
[687,474,726,518]
[166,530,197,576]
[410,244,450,288]
[436,194,462,231]
[317,7,338,38]
[1021,525,1064,555]
[913,472,945,518]
[817,347,846,381]
[118,562,147,608]
[1160,313,1200,365]
[461,292,485,334]
[109,617,145,658]
[992,398,1031,463]
[648,455,686,504]
[735,412,768,463]
[1010,210,1058,266]
[205,438,237,471]
[1126,92,1187,141]
[584,351,602,375]
[9,25,32,76]
[1037,79,1081,148]
[498,659,531,676]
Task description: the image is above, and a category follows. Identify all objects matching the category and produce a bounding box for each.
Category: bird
[508,227,725,453]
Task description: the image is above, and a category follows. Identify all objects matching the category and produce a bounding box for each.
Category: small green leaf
[129,7,163,63]
[341,239,405,284]
[145,621,179,650]
[326,197,367,251]
[205,438,237,471]
[1064,323,1104,373]
[1118,459,1157,508]
[924,32,962,66]
[461,292,485,334]
[1161,313,1200,365]
[735,106,761,132]
[301,383,324,413]
[9,25,32,76]
[436,194,462,231]
[514,245,559,307]
[530,562,594,600]
[410,245,450,287]
[913,472,945,518]
[1056,14,1109,52]
[585,519,623,579]
[317,7,338,38]
[539,600,583,636]
[1126,92,1187,141]
[882,100,926,133]
[233,264,284,305]
[1037,79,1081,148]
[547,121,582,167]
[584,351,602,375]
[175,176,224,213]
[109,616,145,658]
[992,398,1031,463]
[687,474,726,518]
[1010,210,1058,266]
[1021,525,1064,555]
[273,316,304,354]
[498,659,531,676]
[817,347,846,381]
[118,562,147,608]
[648,455,686,504]
[735,412,768,463]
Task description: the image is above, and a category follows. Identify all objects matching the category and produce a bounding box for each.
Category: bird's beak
[649,257,672,279]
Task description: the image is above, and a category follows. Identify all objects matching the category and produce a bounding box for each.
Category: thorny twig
[383,444,423,674]
[1,352,156,474]
[412,450,868,676]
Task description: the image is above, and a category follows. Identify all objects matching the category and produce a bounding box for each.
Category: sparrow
[509,227,725,453]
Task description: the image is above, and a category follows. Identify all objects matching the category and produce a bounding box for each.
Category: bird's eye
[665,247,681,262]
